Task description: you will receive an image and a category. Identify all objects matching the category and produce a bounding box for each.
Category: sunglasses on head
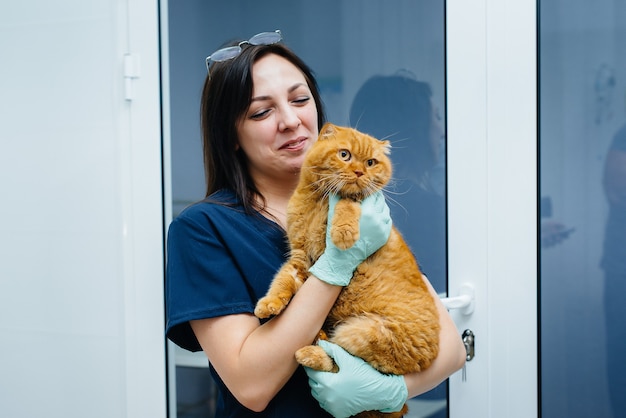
[205,30,283,75]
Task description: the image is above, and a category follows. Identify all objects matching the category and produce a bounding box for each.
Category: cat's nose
[354,170,364,177]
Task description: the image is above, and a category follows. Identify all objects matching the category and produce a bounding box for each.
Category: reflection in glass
[348,73,447,417]
[349,74,447,293]
[540,1,626,416]
[601,125,626,415]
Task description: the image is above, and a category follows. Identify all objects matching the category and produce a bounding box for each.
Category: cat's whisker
[314,177,345,201]
[380,132,403,142]
[351,112,365,131]
[387,176,402,185]
[387,136,413,150]
[383,187,413,197]
[381,189,409,215]
[384,179,416,196]
[307,173,341,192]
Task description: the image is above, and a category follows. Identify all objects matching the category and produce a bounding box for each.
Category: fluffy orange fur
[254,123,440,418]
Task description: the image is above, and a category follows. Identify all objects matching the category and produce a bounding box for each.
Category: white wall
[0,1,166,417]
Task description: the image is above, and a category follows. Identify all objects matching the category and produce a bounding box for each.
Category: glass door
[539,1,626,417]
[162,1,448,417]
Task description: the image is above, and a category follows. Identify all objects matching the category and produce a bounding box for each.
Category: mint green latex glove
[308,191,391,286]
[304,340,408,418]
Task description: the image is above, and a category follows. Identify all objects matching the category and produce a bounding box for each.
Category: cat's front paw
[330,200,360,250]
[254,294,290,318]
[330,225,359,250]
[295,345,339,372]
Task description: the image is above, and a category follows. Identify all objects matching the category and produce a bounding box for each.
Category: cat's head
[301,123,392,201]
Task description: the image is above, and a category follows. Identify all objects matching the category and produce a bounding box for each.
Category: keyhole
[462,329,475,361]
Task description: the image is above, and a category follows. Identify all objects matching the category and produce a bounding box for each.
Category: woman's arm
[191,275,340,412]
[190,192,392,412]
[404,274,467,397]
[603,148,626,208]
[303,274,466,417]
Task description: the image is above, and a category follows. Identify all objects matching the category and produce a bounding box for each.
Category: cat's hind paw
[254,294,290,318]
[295,345,339,372]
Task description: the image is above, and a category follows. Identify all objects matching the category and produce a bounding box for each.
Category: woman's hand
[304,274,467,416]
[309,191,391,286]
[304,340,407,418]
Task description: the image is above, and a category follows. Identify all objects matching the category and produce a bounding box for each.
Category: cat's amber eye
[338,149,351,161]
[366,159,378,167]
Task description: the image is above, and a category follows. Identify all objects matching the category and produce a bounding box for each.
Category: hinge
[123,53,141,101]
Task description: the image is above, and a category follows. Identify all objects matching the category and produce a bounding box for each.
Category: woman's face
[429,100,445,163]
[236,53,319,182]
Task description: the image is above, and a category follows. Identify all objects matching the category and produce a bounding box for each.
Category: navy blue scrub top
[165,189,331,417]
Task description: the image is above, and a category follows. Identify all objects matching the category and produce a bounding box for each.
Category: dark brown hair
[200,42,326,214]
[349,75,436,180]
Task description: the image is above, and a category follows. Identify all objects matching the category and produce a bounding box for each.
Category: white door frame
[125,0,167,416]
[447,0,538,417]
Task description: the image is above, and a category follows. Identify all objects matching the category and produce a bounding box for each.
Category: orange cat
[254,123,440,418]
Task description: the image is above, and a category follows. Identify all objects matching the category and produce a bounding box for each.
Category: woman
[165,31,466,417]
[350,74,447,292]
[601,124,626,416]
[349,74,449,418]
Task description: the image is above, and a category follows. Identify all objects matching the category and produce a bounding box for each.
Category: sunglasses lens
[206,31,282,75]
[249,31,282,46]
[210,45,242,62]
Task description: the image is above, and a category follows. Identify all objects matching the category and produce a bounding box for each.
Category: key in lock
[462,329,475,361]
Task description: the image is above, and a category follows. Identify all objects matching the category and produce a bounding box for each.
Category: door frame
[447,0,538,417]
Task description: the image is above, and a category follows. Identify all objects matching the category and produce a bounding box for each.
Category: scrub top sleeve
[165,211,254,352]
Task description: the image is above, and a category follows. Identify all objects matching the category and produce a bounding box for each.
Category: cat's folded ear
[381,140,391,155]
[319,122,339,140]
